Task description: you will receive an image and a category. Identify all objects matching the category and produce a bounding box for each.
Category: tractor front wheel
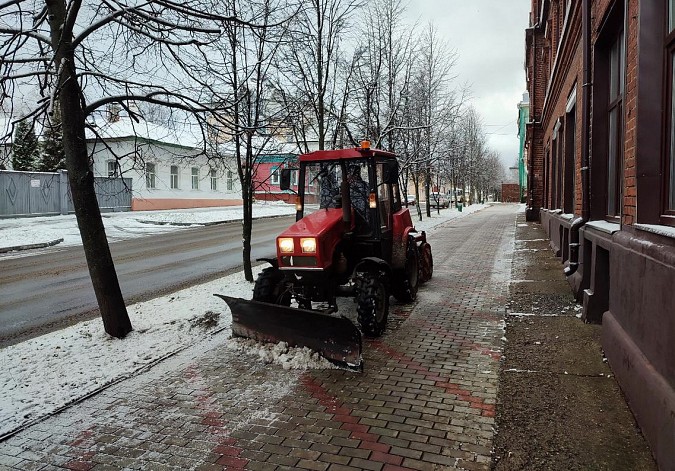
[355,271,389,337]
[253,267,291,306]
[393,238,419,303]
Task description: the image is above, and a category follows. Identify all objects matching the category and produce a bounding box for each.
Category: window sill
[585,220,620,234]
[634,224,675,240]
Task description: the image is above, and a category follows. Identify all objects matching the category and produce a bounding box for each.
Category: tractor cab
[281,142,402,245]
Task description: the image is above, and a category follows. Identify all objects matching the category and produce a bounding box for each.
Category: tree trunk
[242,182,254,282]
[242,143,254,282]
[47,0,132,338]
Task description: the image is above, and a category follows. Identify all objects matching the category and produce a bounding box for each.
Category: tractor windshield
[302,159,371,220]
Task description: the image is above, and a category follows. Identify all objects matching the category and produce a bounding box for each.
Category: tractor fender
[392,229,416,270]
[256,257,279,268]
[353,257,392,280]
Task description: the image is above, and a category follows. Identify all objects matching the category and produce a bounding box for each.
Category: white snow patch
[0,267,264,437]
[227,339,337,370]
[634,224,675,240]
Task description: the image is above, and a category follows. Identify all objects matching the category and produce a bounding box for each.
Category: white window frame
[107,160,119,178]
[210,169,217,191]
[191,167,199,190]
[227,170,234,191]
[146,163,156,189]
[271,166,280,185]
[170,165,179,189]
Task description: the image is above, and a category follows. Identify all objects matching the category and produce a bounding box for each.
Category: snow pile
[228,339,337,371]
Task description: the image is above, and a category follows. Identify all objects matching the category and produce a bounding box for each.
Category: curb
[135,213,295,227]
[0,238,64,254]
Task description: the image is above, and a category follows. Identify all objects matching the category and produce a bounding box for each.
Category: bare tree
[348,0,414,150]
[0,1,270,338]
[206,0,297,281]
[279,0,362,150]
[391,23,461,217]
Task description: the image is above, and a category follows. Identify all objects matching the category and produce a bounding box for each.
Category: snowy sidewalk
[0,203,509,470]
[0,203,489,441]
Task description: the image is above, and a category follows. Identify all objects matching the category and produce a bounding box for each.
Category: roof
[299,147,397,163]
[85,115,202,150]
[217,136,303,157]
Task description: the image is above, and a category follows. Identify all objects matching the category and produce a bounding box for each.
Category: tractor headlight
[278,238,294,253]
[300,237,317,254]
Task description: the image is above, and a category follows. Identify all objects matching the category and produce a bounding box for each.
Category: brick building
[524,1,675,468]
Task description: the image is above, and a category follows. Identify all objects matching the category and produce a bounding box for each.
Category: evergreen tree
[11,120,39,171]
[39,106,66,171]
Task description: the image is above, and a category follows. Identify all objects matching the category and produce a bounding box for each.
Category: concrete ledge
[0,238,64,254]
[602,312,675,470]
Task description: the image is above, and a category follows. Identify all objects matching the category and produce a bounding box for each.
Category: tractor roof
[299,146,397,163]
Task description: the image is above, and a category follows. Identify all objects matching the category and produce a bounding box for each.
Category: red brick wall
[502,184,521,203]
[622,0,639,225]
[526,0,583,217]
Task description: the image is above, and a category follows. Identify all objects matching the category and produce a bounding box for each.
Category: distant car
[429,192,450,208]
[406,194,417,205]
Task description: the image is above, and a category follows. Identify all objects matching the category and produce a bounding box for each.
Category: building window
[146,163,156,189]
[271,166,280,185]
[210,169,217,190]
[107,160,119,177]
[170,165,179,189]
[227,170,234,191]
[191,167,199,190]
[665,0,675,221]
[607,29,624,219]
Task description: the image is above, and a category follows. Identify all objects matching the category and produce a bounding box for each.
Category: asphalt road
[0,215,294,347]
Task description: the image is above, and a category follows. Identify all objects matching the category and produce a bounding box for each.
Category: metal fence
[0,170,132,217]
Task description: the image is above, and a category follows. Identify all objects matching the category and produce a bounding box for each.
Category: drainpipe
[564,0,591,277]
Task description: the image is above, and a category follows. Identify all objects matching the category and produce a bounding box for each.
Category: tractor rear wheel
[418,242,433,283]
[253,267,291,306]
[393,238,419,303]
[356,271,389,337]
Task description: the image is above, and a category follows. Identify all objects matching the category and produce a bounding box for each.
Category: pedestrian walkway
[0,205,519,471]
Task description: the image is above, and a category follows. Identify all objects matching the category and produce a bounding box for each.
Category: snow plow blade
[215,294,362,370]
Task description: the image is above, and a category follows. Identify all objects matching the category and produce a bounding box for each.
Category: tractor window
[303,162,341,208]
[376,163,392,230]
[346,162,370,228]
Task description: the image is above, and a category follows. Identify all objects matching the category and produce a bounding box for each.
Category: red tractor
[217,142,433,369]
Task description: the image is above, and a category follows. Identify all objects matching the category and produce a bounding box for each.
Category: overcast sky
[405,0,531,168]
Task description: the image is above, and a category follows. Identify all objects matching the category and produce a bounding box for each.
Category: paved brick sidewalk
[0,204,518,471]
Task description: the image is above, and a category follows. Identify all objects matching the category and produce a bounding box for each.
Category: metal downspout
[564,0,591,277]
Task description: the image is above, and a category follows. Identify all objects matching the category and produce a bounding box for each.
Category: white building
[86,111,241,211]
